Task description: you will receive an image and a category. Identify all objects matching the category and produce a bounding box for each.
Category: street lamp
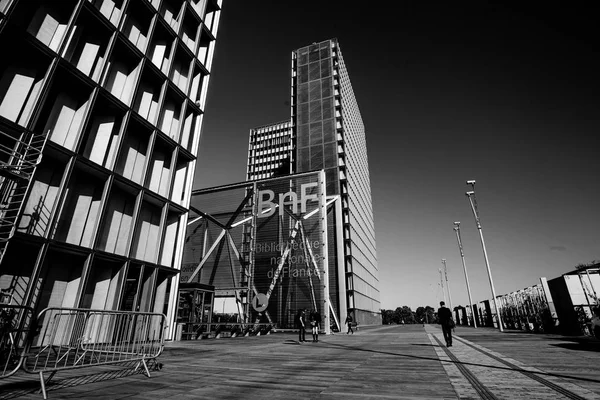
[442,259,453,311]
[438,268,447,305]
[465,180,503,332]
[453,221,477,328]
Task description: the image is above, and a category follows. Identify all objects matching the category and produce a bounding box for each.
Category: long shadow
[0,360,161,400]
[318,340,600,384]
[551,342,600,352]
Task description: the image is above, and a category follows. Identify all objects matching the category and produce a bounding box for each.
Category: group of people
[296,309,322,342]
[296,303,453,346]
[296,309,357,342]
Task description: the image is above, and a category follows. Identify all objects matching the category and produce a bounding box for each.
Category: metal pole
[442,259,453,312]
[439,268,447,305]
[466,181,503,332]
[585,269,598,300]
[453,222,477,328]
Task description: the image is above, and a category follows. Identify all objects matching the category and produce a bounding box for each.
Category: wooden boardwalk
[2,324,599,399]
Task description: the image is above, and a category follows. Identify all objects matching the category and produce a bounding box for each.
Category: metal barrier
[179,322,275,340]
[1,304,34,379]
[22,308,167,399]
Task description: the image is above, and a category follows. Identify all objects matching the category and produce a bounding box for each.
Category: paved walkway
[1,325,599,399]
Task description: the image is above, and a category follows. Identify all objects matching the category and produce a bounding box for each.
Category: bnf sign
[257,182,319,218]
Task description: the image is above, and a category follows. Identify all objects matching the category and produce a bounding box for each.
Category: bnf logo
[257,182,319,218]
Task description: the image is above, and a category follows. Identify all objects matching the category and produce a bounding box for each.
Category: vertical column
[319,170,330,334]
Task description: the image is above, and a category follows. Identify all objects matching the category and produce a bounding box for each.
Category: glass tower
[292,39,380,325]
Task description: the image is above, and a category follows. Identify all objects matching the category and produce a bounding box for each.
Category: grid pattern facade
[246,120,292,181]
[292,39,380,324]
[182,172,329,330]
[0,0,221,339]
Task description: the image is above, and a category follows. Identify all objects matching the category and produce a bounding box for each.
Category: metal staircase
[0,127,47,264]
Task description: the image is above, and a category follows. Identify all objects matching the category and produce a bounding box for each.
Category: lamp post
[442,259,453,312]
[453,222,477,328]
[439,268,447,306]
[465,180,503,332]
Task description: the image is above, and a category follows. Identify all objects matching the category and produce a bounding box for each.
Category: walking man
[437,301,453,347]
[345,313,354,334]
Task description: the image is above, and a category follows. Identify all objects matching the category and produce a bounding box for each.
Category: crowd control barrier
[22,307,167,399]
[179,322,275,340]
[1,304,35,379]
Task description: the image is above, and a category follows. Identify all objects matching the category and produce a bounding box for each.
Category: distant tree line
[381,306,437,325]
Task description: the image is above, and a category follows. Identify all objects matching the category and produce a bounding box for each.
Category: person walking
[437,301,454,347]
[309,309,322,342]
[345,313,354,334]
[297,309,306,342]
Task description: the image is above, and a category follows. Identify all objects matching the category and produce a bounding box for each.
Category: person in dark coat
[297,309,306,342]
[345,314,354,334]
[437,301,453,347]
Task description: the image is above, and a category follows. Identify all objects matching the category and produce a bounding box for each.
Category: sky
[194,2,600,311]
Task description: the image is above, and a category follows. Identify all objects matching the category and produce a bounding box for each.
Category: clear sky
[194,2,600,311]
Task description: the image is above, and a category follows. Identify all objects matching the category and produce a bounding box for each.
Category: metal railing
[0,307,167,399]
[1,304,35,379]
[178,322,275,340]
[0,128,48,263]
[23,307,167,398]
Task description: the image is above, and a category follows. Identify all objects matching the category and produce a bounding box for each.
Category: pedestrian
[345,313,354,334]
[297,309,306,342]
[310,309,322,342]
[437,301,454,347]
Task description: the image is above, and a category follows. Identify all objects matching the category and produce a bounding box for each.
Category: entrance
[176,283,214,340]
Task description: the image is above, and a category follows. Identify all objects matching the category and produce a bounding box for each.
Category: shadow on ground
[0,360,160,400]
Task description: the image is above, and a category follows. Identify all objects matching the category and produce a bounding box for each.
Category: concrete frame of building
[0,0,222,341]
[247,121,293,181]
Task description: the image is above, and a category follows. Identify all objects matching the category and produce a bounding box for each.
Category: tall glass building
[243,39,380,326]
[0,0,222,339]
[292,39,380,325]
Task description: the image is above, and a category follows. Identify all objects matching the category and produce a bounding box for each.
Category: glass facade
[243,40,381,327]
[293,39,380,325]
[0,0,222,340]
[182,172,330,330]
[294,42,339,196]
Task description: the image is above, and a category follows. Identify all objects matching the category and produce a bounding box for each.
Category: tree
[415,306,435,324]
[396,306,416,324]
[381,309,396,324]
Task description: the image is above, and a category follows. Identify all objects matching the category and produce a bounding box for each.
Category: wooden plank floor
[2,325,599,399]
[455,326,600,398]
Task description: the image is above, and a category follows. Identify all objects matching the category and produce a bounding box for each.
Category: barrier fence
[1,304,34,379]
[178,322,275,340]
[0,306,167,399]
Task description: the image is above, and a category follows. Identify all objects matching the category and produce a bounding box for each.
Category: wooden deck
[2,324,599,399]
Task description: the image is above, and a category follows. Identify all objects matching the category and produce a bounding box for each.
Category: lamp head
[453,221,460,226]
[466,180,476,185]
[466,191,475,196]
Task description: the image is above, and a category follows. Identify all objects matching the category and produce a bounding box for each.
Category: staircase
[0,127,47,263]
